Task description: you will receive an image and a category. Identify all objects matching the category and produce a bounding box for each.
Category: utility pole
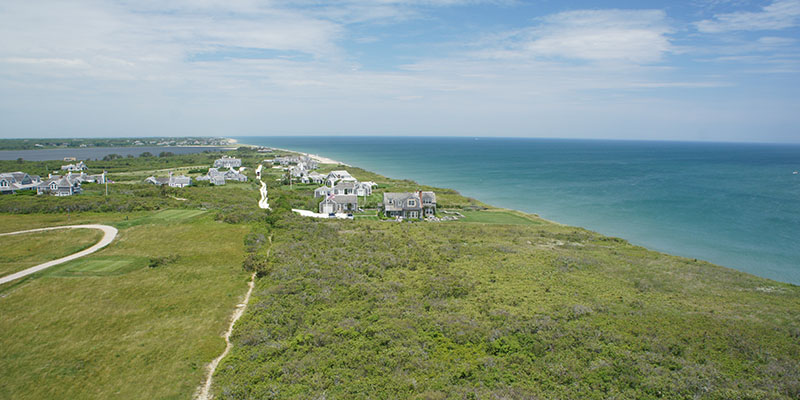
[104,170,108,196]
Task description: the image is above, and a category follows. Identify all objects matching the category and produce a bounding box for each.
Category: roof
[327,170,352,179]
[0,172,30,183]
[171,175,191,184]
[383,191,436,211]
[329,194,358,204]
[334,181,357,189]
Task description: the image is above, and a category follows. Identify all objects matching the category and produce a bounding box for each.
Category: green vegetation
[0,147,270,399]
[0,212,253,399]
[213,215,800,399]
[0,228,103,277]
[456,209,542,225]
[0,137,231,150]
[1,144,799,399]
[50,255,150,277]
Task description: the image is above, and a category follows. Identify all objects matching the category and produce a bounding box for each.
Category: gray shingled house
[319,194,358,214]
[214,156,242,168]
[0,172,40,194]
[383,191,436,219]
[37,175,82,196]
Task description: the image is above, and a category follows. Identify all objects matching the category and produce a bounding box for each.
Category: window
[408,199,416,207]
[0,180,7,187]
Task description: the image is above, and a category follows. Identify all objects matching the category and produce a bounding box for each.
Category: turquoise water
[236,136,800,284]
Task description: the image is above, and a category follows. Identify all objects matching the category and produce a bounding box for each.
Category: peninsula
[0,144,798,399]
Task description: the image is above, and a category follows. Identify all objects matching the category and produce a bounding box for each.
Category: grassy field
[0,211,255,399]
[49,256,150,277]
[0,228,104,277]
[456,209,542,225]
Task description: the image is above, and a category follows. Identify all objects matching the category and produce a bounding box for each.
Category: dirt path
[0,225,118,286]
[195,235,270,400]
[256,164,270,210]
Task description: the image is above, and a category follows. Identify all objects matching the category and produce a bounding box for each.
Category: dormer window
[0,180,7,187]
[408,199,416,207]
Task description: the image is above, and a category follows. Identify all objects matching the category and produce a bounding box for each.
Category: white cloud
[475,9,673,64]
[695,0,800,32]
[0,1,794,141]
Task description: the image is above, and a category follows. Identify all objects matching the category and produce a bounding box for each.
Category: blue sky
[0,0,798,142]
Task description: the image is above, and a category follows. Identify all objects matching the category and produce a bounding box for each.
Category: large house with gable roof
[0,171,41,194]
[37,175,82,196]
[319,194,358,215]
[382,191,437,219]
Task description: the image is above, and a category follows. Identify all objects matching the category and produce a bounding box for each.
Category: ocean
[235,136,800,285]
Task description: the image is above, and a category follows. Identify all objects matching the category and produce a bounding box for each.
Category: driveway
[0,224,118,285]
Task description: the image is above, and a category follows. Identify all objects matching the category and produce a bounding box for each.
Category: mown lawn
[213,215,800,399]
[0,211,253,400]
[0,228,103,277]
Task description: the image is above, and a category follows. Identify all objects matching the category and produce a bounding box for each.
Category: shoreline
[233,139,350,166]
[240,141,800,286]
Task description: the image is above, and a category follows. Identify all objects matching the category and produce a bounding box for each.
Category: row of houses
[1,170,104,196]
[144,156,249,188]
[284,156,321,184]
[196,167,248,185]
[213,155,242,169]
[144,172,192,188]
[316,190,437,219]
[271,155,319,170]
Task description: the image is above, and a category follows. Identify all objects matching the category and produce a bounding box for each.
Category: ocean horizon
[236,136,800,285]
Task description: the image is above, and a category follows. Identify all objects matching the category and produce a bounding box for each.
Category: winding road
[0,224,118,286]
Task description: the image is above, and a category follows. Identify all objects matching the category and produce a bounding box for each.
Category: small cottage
[319,194,358,215]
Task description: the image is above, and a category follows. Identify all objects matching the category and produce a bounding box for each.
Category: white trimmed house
[319,194,358,214]
[213,156,242,168]
[0,172,41,194]
[37,176,82,196]
[382,191,436,219]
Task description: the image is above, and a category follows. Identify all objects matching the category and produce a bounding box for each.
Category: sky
[0,0,798,142]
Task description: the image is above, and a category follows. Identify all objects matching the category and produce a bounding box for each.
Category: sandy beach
[233,139,350,166]
[270,147,348,166]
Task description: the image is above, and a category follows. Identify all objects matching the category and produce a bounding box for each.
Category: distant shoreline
[234,139,350,166]
[0,145,232,161]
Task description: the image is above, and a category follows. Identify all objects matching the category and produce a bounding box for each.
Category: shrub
[148,255,179,268]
